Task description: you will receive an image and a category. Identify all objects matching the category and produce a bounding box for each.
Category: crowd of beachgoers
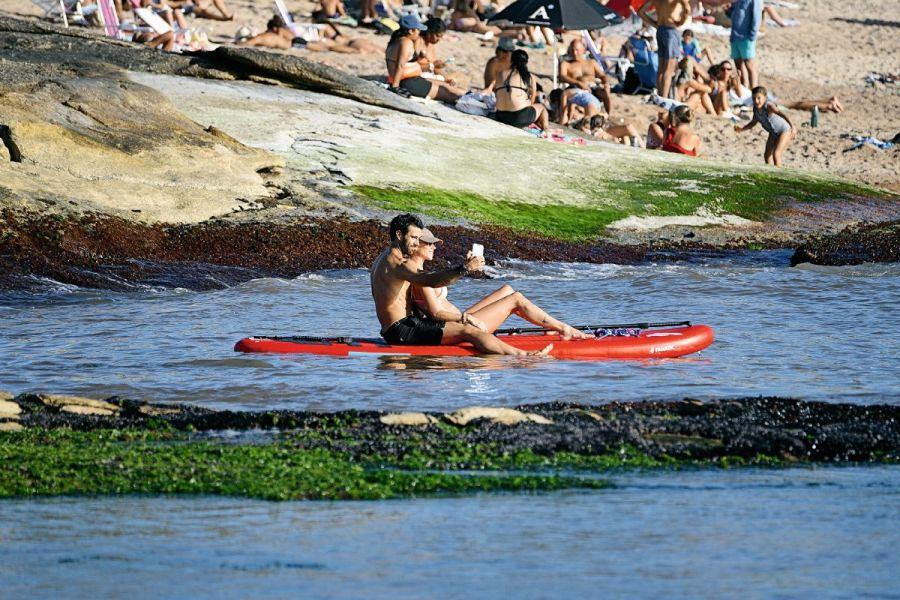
[8,0,899,187]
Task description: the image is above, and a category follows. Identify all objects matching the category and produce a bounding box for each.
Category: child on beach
[735,86,794,166]
[681,30,714,64]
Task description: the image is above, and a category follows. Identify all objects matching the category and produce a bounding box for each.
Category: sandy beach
[7,0,894,190]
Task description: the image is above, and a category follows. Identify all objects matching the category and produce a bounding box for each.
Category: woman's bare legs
[771,130,793,166]
[193,0,233,20]
[785,97,844,113]
[647,122,664,148]
[469,291,590,339]
[432,81,464,103]
[441,321,553,355]
[466,284,516,314]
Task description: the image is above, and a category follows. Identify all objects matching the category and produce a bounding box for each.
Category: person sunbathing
[312,0,353,24]
[584,115,644,147]
[783,97,845,114]
[672,58,716,114]
[386,15,464,101]
[449,0,500,36]
[239,16,378,54]
[166,0,232,21]
[407,229,588,340]
[483,49,549,130]
[559,38,612,115]
[648,105,702,156]
[417,18,455,82]
[483,37,515,87]
[371,214,554,355]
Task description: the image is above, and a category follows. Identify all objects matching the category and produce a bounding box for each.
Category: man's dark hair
[425,17,446,35]
[389,213,424,241]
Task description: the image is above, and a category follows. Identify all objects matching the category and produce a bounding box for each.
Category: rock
[380,412,438,426]
[0,421,24,431]
[0,399,21,418]
[138,404,181,416]
[445,406,553,426]
[0,390,12,401]
[791,220,900,266]
[40,395,119,413]
[211,46,441,120]
[59,405,115,416]
[0,65,283,223]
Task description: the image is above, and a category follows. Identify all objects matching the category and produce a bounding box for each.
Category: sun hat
[497,37,516,52]
[419,229,442,244]
[399,13,427,31]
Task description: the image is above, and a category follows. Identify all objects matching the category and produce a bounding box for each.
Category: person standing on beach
[734,86,794,166]
[727,0,763,88]
[639,0,691,99]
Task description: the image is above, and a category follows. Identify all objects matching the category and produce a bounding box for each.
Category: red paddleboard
[234,325,714,360]
[606,0,647,19]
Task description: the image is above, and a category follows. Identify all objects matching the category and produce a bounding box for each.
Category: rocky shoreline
[2,391,896,500]
[3,209,897,291]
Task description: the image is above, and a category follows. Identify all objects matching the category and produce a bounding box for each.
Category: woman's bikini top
[386,39,423,84]
[662,126,698,156]
[411,285,448,310]
[497,70,530,96]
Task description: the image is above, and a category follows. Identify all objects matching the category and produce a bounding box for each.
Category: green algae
[0,429,608,501]
[353,171,887,240]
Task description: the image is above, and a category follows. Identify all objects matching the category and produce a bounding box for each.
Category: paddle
[494,321,691,335]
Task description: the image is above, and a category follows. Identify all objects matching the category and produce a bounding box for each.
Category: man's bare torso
[370,247,413,332]
[650,0,689,28]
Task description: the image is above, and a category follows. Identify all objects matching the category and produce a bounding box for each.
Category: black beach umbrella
[489,0,623,86]
[489,0,623,31]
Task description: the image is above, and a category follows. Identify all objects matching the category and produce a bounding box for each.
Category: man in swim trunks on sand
[370,214,553,356]
[559,38,613,115]
[639,0,691,99]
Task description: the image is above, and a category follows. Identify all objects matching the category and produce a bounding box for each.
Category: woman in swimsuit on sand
[648,105,702,157]
[406,229,590,340]
[483,50,549,130]
[386,14,464,101]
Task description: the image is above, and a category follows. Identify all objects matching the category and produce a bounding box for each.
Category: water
[1,254,898,410]
[2,254,897,596]
[1,466,896,598]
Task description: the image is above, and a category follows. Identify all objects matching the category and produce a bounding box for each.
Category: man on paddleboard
[371,214,552,356]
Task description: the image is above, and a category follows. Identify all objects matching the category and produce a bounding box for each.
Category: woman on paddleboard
[407,229,590,340]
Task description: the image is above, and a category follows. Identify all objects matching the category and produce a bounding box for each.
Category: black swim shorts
[495,106,537,128]
[382,315,445,345]
[399,76,433,98]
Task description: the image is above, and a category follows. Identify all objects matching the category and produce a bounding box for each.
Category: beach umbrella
[489,0,624,87]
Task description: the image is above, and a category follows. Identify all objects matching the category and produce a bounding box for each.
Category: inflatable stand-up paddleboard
[234,322,714,360]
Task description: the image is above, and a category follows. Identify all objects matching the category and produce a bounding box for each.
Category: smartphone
[471,243,484,257]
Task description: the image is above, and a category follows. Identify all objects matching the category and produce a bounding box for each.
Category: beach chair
[31,0,78,21]
[96,0,128,39]
[627,36,657,93]
[582,30,631,82]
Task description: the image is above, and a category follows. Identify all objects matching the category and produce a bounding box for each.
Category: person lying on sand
[449,0,501,36]
[483,49,549,130]
[407,228,590,339]
[648,105,702,156]
[735,85,795,166]
[559,38,612,115]
[370,214,554,356]
[386,15,464,101]
[239,16,379,54]
[165,0,233,21]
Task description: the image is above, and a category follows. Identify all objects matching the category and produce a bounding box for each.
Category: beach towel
[456,92,496,116]
[842,135,895,153]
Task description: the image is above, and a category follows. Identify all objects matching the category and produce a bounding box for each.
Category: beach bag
[456,92,495,116]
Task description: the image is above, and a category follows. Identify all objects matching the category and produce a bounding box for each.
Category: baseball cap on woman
[399,14,427,30]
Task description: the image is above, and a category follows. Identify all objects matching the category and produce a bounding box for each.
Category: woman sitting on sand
[483,49,549,130]
[407,229,589,340]
[648,105,702,157]
[386,15,464,101]
[672,58,716,115]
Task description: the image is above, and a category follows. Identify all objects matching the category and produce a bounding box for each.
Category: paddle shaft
[493,321,691,335]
